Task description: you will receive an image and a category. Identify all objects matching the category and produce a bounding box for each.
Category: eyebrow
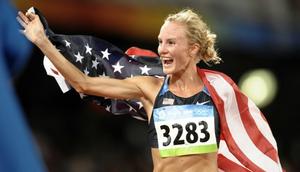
[157,37,177,41]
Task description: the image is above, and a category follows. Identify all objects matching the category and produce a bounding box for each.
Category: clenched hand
[16,11,47,46]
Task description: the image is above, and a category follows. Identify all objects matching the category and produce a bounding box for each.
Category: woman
[17,8,282,172]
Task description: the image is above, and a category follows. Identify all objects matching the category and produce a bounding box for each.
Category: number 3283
[159,121,210,147]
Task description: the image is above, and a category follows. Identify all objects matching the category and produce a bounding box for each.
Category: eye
[167,40,175,45]
[158,39,162,45]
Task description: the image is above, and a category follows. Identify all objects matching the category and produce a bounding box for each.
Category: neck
[168,66,203,95]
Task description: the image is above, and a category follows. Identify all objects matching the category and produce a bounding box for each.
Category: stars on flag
[74,52,84,63]
[128,105,136,112]
[112,62,124,73]
[79,93,87,98]
[64,40,71,48]
[101,48,111,60]
[84,68,90,75]
[50,33,163,121]
[136,101,143,109]
[139,65,151,75]
[105,105,111,112]
[85,44,92,55]
[92,59,99,69]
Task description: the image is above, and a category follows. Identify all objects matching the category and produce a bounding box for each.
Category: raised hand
[16,11,47,46]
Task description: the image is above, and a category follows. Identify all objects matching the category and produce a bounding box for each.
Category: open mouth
[162,59,174,66]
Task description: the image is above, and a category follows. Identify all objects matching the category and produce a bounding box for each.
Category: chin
[162,67,175,75]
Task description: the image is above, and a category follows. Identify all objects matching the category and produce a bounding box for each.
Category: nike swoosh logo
[196,100,210,105]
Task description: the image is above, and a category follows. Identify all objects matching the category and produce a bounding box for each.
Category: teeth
[160,57,172,60]
[163,59,173,65]
[161,57,173,65]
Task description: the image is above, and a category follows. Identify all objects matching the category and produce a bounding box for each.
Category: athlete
[17,8,281,172]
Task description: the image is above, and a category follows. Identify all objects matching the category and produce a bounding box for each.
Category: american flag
[32,7,283,171]
[32,7,165,121]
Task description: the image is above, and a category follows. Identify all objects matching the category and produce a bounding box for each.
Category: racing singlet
[148,76,220,157]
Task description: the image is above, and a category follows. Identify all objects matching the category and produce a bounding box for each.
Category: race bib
[153,104,217,157]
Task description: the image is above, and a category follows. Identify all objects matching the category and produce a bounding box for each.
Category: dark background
[13,0,300,171]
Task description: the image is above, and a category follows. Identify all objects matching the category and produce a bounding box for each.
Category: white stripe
[248,100,282,171]
[248,100,278,150]
[206,73,281,172]
[218,140,248,169]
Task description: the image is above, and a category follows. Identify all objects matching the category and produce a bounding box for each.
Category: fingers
[16,16,27,29]
[18,11,30,24]
[16,11,39,31]
[26,12,37,21]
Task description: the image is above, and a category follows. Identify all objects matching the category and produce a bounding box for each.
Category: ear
[189,43,200,57]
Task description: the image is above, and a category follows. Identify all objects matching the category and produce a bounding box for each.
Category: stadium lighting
[238,69,278,108]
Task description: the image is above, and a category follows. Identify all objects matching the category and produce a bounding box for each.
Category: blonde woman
[17,8,282,172]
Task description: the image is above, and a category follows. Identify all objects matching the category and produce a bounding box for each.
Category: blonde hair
[165,8,222,65]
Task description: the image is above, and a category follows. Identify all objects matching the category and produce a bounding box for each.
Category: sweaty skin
[17,11,218,172]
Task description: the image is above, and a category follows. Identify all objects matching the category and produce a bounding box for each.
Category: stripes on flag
[199,69,283,172]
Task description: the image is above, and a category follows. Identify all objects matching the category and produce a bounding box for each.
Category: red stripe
[125,47,158,57]
[218,154,250,172]
[198,68,264,171]
[51,68,59,76]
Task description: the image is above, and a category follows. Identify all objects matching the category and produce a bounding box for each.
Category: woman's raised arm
[16,11,151,101]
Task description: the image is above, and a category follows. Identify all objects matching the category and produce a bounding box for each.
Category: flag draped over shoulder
[32,7,283,172]
[198,69,283,172]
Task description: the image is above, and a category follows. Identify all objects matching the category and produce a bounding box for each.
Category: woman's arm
[16,11,146,100]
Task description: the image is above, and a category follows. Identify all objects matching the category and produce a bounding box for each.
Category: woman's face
[158,21,195,75]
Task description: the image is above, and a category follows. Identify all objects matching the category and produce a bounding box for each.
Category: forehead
[158,21,187,40]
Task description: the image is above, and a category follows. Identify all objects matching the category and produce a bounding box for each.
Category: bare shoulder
[128,76,164,103]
